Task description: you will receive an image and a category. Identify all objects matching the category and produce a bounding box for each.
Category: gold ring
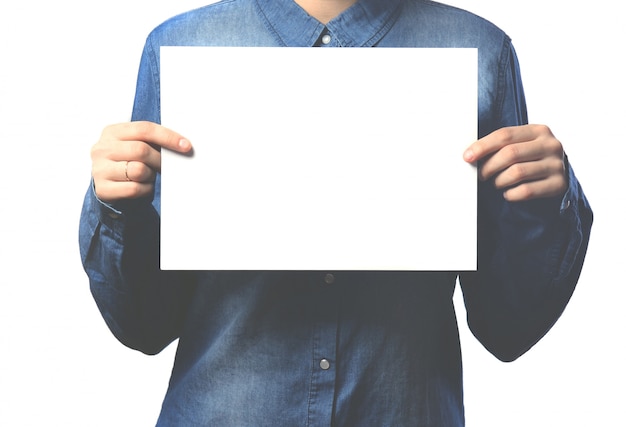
[124,161,132,181]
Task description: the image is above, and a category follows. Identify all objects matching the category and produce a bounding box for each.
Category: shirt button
[107,212,121,219]
[324,273,335,285]
[321,34,332,45]
[320,359,331,370]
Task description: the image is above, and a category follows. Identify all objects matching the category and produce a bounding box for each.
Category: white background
[0,1,622,426]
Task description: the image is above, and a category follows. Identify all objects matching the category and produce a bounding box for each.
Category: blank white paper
[160,47,477,271]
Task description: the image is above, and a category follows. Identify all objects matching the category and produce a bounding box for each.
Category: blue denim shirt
[79,0,593,425]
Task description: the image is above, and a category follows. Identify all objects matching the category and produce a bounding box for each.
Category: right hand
[91,121,192,203]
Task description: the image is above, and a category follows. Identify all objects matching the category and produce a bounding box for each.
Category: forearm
[79,183,195,354]
[459,162,593,361]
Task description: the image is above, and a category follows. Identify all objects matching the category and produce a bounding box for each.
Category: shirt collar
[254,0,403,47]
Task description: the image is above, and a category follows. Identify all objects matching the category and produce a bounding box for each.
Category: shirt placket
[306,272,341,426]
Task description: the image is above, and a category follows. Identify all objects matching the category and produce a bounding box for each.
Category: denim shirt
[79,0,593,425]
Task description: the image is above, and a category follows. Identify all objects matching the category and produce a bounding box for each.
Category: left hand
[463,124,567,201]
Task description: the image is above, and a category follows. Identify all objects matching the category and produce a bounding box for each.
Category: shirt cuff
[558,154,575,215]
[89,179,154,236]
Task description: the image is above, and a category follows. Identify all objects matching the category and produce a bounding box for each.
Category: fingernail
[179,138,191,150]
[463,148,474,162]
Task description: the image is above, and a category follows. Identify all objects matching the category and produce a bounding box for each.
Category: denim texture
[79,0,593,425]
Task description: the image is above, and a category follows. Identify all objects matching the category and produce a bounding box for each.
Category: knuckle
[550,175,568,194]
[127,182,152,199]
[503,144,522,163]
[134,163,155,181]
[474,138,487,151]
[533,124,553,136]
[534,125,563,153]
[131,120,155,139]
[90,144,101,160]
[90,161,105,179]
[547,138,564,156]
[497,127,516,144]
[510,163,527,182]
[90,138,112,160]
[124,182,147,199]
[93,127,123,160]
[548,156,565,173]
[515,184,535,201]
[126,184,142,199]
[93,181,113,201]
[127,141,152,160]
[99,124,116,138]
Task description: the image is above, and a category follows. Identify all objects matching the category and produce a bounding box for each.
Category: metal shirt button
[324,273,335,285]
[321,34,332,45]
[320,359,331,370]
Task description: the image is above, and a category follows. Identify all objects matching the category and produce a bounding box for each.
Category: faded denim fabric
[79,0,593,425]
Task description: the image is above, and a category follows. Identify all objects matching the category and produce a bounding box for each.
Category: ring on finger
[124,161,132,181]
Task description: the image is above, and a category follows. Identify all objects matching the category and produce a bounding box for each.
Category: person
[79,0,593,425]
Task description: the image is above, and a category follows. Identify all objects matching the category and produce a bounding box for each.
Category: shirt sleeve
[78,38,196,355]
[458,41,593,362]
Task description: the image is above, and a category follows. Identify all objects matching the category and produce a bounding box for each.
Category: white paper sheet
[160,47,477,271]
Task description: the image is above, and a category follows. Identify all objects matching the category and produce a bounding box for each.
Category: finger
[104,121,192,153]
[92,138,165,172]
[492,157,564,190]
[463,125,543,163]
[92,158,156,189]
[479,140,548,181]
[94,180,155,204]
[115,140,163,170]
[502,174,568,202]
[123,160,157,183]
